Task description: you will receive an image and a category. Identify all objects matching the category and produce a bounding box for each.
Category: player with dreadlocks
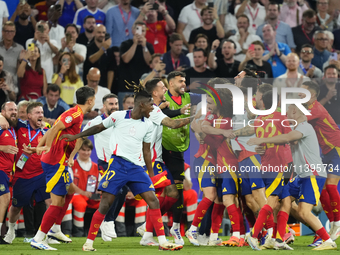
[60,84,183,251]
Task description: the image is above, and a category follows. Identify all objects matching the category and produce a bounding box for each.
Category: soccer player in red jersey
[29,87,96,250]
[0,102,18,244]
[246,89,292,250]
[299,81,340,240]
[3,102,50,244]
[187,89,238,246]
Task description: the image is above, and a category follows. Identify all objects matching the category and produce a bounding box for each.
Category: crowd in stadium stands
[0,0,340,247]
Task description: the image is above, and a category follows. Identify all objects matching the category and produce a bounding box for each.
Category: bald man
[83,24,116,90]
[74,67,110,119]
[273,53,310,98]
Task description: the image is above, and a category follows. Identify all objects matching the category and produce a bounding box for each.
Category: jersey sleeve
[83,116,102,131]
[294,122,309,139]
[102,111,119,129]
[149,107,167,126]
[178,8,188,24]
[143,122,154,143]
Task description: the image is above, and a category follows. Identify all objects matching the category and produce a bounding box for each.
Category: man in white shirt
[73,67,110,119]
[235,0,266,34]
[229,14,261,62]
[26,21,59,83]
[61,89,183,251]
[177,0,207,49]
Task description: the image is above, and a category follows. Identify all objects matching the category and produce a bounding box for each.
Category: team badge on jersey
[102,181,109,189]
[207,114,214,120]
[65,116,73,123]
[129,127,136,136]
[0,184,5,192]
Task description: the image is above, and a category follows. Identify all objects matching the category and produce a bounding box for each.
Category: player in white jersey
[60,88,183,251]
[136,78,191,246]
[83,93,126,241]
[247,104,336,251]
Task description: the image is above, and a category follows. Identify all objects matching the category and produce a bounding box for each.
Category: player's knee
[1,193,10,206]
[147,195,160,209]
[166,185,179,199]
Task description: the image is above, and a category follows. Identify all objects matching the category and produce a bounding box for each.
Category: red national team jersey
[307,100,340,154]
[72,159,99,192]
[145,21,168,54]
[0,127,16,177]
[14,120,49,180]
[41,105,84,165]
[254,111,291,170]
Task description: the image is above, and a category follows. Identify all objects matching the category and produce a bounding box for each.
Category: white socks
[51,224,61,233]
[33,230,46,242]
[172,222,180,229]
[232,231,240,239]
[143,232,153,239]
[86,239,94,245]
[189,225,197,232]
[158,235,167,245]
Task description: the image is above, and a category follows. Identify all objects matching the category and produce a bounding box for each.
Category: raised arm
[60,123,107,142]
[247,130,303,146]
[161,116,192,129]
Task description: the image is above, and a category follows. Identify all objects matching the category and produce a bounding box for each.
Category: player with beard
[83,93,126,241]
[60,86,183,251]
[162,71,191,245]
[209,39,240,79]
[0,102,18,244]
[273,53,310,98]
[3,102,51,244]
[76,15,96,46]
[138,78,191,246]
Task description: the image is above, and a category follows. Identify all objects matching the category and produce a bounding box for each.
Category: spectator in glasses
[315,0,339,31]
[298,44,323,79]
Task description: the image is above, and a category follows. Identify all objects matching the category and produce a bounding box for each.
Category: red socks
[145,209,153,232]
[40,205,62,233]
[252,204,273,238]
[321,189,335,222]
[273,223,277,238]
[265,213,275,230]
[87,210,105,241]
[226,204,240,233]
[148,209,165,236]
[326,185,340,221]
[55,194,74,225]
[192,197,213,227]
[211,203,225,233]
[276,211,289,241]
[316,227,331,241]
[160,196,178,215]
[237,207,245,235]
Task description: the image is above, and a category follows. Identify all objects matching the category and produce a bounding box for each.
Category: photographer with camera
[26,21,59,83]
[52,52,83,105]
[136,1,175,54]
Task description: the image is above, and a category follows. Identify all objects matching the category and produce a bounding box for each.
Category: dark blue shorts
[98,155,155,196]
[239,155,265,196]
[12,173,50,207]
[194,156,217,190]
[0,171,10,196]
[220,171,238,196]
[42,162,73,196]
[323,147,340,176]
[263,172,285,197]
[152,161,175,184]
[280,175,326,205]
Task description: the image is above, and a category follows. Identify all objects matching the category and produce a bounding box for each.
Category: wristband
[32,40,37,45]
[101,46,107,53]
[153,69,158,73]
[58,73,64,79]
[163,10,169,16]
[210,49,216,54]
[22,59,28,63]
[212,18,219,25]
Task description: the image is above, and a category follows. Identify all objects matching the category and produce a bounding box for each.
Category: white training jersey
[83,114,113,162]
[148,105,167,162]
[291,121,327,178]
[102,110,154,166]
[231,111,257,153]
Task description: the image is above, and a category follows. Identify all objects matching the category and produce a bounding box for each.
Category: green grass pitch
[1,236,340,254]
